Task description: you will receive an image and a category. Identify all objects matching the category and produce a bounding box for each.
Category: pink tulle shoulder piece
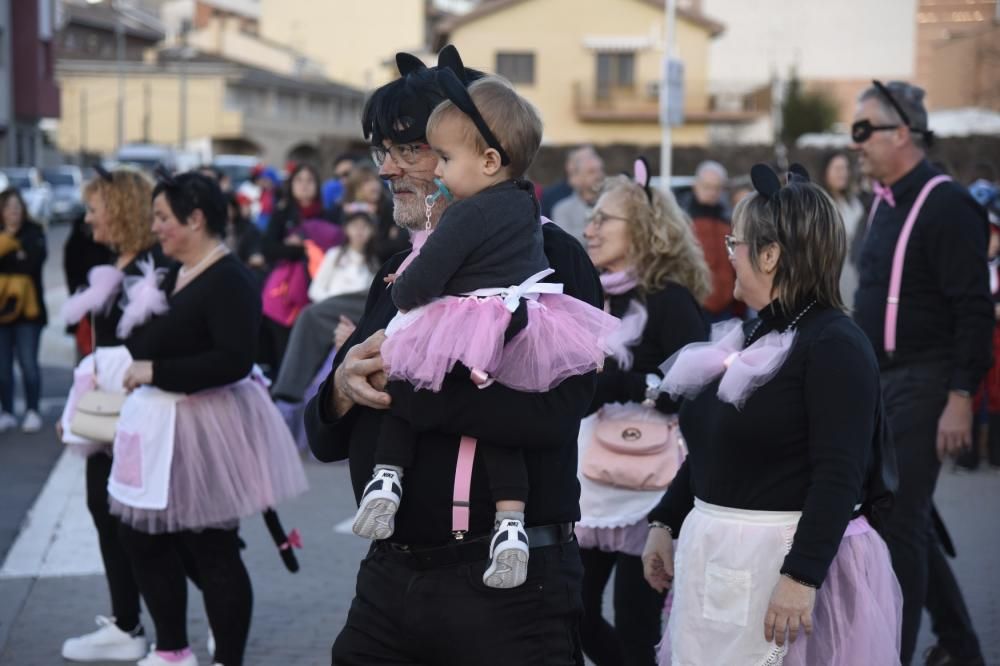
[117,257,169,339]
[61,265,125,325]
[605,299,648,370]
[659,318,797,409]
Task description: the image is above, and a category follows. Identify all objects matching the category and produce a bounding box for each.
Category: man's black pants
[332,539,584,665]
[881,361,981,664]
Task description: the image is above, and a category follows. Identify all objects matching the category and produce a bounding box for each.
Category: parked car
[2,167,52,225]
[115,143,176,173]
[213,154,259,191]
[42,166,85,224]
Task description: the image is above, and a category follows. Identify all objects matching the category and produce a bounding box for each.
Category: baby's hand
[384,273,397,284]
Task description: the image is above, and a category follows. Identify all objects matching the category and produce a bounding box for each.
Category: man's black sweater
[854,160,993,392]
[305,223,601,547]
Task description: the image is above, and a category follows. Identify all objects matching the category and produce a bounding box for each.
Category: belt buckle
[451,530,467,541]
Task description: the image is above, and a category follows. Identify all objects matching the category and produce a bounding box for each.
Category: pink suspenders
[871,174,952,354]
[451,435,477,539]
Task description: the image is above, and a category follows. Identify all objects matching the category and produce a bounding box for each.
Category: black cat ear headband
[92,163,114,183]
[436,67,511,166]
[749,163,811,247]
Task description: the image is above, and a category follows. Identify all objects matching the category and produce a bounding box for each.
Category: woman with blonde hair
[58,165,173,662]
[576,160,710,666]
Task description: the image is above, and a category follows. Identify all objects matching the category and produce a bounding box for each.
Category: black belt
[373,522,575,570]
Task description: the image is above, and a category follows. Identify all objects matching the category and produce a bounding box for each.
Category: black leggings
[579,547,665,666]
[86,452,142,631]
[119,524,252,666]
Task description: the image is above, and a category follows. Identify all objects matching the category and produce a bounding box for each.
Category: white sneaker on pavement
[0,412,17,433]
[61,615,148,662]
[137,648,199,666]
[351,469,403,540]
[21,410,42,433]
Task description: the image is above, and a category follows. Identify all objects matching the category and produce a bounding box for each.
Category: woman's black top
[0,221,48,326]
[92,245,172,347]
[126,254,260,394]
[589,282,708,414]
[649,303,880,587]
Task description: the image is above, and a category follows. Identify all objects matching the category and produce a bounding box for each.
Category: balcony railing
[573,81,660,122]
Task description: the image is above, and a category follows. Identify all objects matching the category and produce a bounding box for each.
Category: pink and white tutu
[383,279,619,393]
[110,377,308,534]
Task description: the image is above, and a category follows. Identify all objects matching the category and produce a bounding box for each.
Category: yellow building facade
[56,57,365,164]
[258,0,425,89]
[440,0,723,146]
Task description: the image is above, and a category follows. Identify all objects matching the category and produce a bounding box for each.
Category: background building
[437,0,727,147]
[2,0,61,166]
[56,49,365,165]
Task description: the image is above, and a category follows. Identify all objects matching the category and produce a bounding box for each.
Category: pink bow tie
[660,322,797,409]
[873,182,896,209]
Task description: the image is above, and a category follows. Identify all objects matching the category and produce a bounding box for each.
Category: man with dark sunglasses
[852,80,991,666]
[305,45,597,665]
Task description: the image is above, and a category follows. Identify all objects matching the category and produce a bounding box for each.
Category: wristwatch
[642,373,661,408]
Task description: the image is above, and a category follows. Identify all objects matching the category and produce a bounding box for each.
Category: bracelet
[781,572,818,589]
[648,520,673,537]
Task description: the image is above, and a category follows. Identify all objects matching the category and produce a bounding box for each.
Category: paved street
[0,223,997,665]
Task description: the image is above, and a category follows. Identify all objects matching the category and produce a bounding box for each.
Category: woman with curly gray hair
[575,160,711,666]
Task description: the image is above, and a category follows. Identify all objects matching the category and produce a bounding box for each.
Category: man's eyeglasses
[587,209,629,229]
[724,234,747,258]
[851,119,900,144]
[369,143,431,167]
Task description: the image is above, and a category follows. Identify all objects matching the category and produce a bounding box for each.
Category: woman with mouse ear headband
[645,163,902,666]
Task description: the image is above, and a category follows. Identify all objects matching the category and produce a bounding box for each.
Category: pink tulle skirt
[110,378,308,534]
[383,293,619,392]
[575,520,648,557]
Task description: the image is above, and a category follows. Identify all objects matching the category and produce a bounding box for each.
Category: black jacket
[305,222,601,547]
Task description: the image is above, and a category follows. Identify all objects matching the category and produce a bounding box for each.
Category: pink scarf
[659,319,797,409]
[600,270,646,370]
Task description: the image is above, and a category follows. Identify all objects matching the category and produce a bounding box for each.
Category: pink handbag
[582,408,685,490]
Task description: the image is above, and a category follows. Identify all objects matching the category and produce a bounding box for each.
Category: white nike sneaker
[352,469,403,540]
[483,518,530,589]
[61,615,148,662]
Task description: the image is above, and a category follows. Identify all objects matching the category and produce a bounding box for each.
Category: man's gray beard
[393,203,425,231]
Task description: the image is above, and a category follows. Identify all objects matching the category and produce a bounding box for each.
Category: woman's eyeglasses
[587,209,629,229]
[850,119,899,144]
[369,143,432,167]
[724,234,747,258]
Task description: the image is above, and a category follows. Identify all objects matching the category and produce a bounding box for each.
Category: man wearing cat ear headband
[852,80,991,666]
[305,44,599,665]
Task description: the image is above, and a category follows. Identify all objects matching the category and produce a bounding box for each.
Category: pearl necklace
[178,243,227,280]
[744,299,817,347]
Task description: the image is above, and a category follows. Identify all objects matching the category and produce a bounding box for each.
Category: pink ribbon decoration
[872,182,896,209]
[659,320,797,409]
[279,528,303,551]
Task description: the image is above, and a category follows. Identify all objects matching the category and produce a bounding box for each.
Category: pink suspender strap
[884,175,951,354]
[452,436,477,539]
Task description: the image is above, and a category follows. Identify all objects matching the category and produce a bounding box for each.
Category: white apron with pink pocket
[107,386,184,510]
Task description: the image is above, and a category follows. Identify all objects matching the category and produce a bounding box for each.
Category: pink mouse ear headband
[632,157,653,204]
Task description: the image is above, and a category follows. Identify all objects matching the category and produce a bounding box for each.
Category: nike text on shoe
[483,518,530,589]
